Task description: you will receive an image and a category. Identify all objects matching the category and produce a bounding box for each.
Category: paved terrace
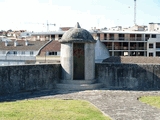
[0,89,160,120]
[103,56,160,64]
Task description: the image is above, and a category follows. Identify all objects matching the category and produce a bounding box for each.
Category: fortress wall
[96,63,160,90]
[0,64,60,95]
[1,63,160,96]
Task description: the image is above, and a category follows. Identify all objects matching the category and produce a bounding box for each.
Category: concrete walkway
[1,89,160,120]
[40,89,160,120]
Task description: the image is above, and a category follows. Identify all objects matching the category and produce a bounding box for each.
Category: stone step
[60,79,96,84]
[56,83,103,91]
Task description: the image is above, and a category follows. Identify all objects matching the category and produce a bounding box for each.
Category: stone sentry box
[59,23,96,80]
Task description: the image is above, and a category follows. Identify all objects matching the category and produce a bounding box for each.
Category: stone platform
[56,80,103,91]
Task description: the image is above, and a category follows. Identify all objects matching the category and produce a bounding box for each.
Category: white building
[148,23,160,32]
[0,40,49,65]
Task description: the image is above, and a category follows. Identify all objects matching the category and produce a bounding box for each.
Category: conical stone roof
[59,22,96,43]
[95,39,110,63]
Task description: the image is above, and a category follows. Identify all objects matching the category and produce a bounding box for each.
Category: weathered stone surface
[0,64,60,95]
[1,63,160,95]
[49,90,160,120]
[60,43,73,80]
[103,56,160,64]
[59,22,96,43]
[85,43,95,80]
[96,63,160,90]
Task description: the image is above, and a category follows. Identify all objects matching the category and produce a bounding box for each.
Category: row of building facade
[28,29,160,57]
[0,23,160,66]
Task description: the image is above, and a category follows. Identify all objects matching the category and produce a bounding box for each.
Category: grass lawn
[0,99,111,120]
[139,96,160,109]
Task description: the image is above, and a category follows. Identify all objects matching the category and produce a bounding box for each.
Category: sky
[0,0,160,31]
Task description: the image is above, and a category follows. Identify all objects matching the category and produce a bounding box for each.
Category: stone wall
[1,62,160,95]
[0,64,60,95]
[96,63,160,90]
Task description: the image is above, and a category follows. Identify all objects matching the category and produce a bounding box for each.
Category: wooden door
[73,43,84,80]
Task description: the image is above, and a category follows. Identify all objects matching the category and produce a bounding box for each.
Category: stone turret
[59,22,96,80]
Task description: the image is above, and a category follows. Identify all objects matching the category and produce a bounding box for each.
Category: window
[145,34,150,41]
[58,34,62,39]
[137,34,142,41]
[13,51,17,55]
[149,43,153,48]
[130,34,135,40]
[156,52,160,57]
[8,51,11,54]
[151,34,156,38]
[49,52,57,55]
[30,51,33,55]
[97,33,100,39]
[21,51,25,55]
[109,34,114,40]
[119,34,124,40]
[156,43,160,49]
[37,36,40,40]
[149,53,153,57]
[104,34,107,40]
[46,36,49,40]
[138,43,144,50]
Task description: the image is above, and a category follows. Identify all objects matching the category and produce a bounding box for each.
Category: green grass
[139,96,160,109]
[0,99,111,120]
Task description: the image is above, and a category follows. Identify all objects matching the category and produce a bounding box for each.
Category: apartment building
[97,30,160,57]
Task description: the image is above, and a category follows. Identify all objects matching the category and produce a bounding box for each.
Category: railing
[109,37,114,40]
[118,37,124,40]
[130,37,144,41]
[122,47,128,50]
[106,37,143,41]
[130,47,136,50]
[103,37,145,41]
[106,46,112,50]
[104,37,107,40]
[136,37,143,41]
[137,47,145,50]
[114,46,120,50]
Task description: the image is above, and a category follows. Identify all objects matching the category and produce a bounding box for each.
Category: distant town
[0,22,160,66]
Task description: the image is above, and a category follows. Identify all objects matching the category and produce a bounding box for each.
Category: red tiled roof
[40,40,61,52]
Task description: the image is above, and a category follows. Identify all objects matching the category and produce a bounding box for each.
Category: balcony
[130,47,136,50]
[107,46,112,50]
[137,47,145,50]
[136,37,143,41]
[114,46,120,50]
[130,37,144,41]
[119,37,124,40]
[122,47,128,50]
[109,37,114,40]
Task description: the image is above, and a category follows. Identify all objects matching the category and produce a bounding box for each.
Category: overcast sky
[0,0,160,31]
